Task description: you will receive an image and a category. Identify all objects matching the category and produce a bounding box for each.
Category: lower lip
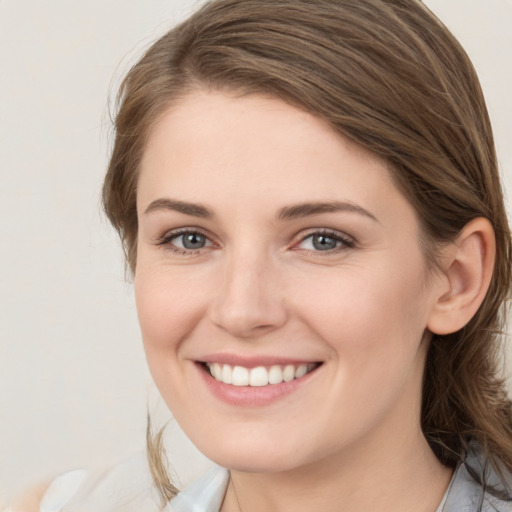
[196,363,320,407]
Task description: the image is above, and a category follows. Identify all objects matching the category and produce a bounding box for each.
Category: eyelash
[293,229,355,254]
[155,228,355,255]
[156,228,214,256]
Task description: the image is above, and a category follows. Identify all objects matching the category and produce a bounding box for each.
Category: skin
[135,90,460,512]
[9,482,50,512]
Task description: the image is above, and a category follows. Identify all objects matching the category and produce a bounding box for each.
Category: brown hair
[103,0,512,503]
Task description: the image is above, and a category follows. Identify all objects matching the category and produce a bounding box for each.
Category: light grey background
[1,0,511,504]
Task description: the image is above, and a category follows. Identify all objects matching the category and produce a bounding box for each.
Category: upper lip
[196,353,322,368]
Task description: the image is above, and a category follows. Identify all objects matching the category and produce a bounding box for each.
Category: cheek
[292,259,431,367]
[134,267,210,416]
[134,266,207,360]
[290,264,431,439]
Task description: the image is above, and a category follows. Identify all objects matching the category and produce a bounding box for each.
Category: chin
[192,435,317,474]
[211,453,301,474]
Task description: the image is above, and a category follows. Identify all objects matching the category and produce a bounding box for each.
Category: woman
[33,0,512,510]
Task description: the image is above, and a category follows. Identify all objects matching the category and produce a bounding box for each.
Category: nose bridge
[210,243,286,337]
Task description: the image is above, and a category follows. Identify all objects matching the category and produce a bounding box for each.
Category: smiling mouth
[202,362,321,387]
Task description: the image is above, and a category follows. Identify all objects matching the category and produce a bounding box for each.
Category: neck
[221,425,452,512]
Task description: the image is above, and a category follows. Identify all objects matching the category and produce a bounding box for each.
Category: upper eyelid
[294,227,355,244]
[290,229,357,255]
[157,227,214,243]
[155,228,216,256]
[154,226,355,249]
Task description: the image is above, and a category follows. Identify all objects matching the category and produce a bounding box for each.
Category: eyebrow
[143,198,378,223]
[144,198,213,218]
[277,201,378,222]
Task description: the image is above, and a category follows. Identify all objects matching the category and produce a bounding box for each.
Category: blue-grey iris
[182,233,206,249]
[312,234,337,251]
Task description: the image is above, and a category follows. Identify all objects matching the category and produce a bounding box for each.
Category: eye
[174,232,210,250]
[296,231,354,252]
[157,229,214,253]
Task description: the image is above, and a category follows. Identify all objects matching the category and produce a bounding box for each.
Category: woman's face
[135,91,445,473]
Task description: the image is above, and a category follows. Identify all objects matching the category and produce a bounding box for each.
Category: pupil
[183,233,205,249]
[312,234,337,251]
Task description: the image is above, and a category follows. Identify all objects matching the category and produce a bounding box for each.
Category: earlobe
[427,217,496,335]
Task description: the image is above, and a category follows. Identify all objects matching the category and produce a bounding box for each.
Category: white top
[38,444,512,512]
[38,458,227,512]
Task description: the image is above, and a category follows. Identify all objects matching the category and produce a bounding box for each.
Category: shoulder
[8,482,51,512]
[28,452,162,512]
[7,457,227,512]
[39,469,88,512]
[169,465,229,512]
[31,459,228,512]
[443,442,512,512]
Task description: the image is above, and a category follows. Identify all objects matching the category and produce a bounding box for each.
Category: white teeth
[283,365,295,382]
[221,364,233,384]
[232,366,249,386]
[249,366,269,387]
[212,363,222,381]
[206,362,317,386]
[268,365,283,385]
[295,364,308,379]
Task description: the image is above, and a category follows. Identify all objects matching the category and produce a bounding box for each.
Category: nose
[209,250,288,339]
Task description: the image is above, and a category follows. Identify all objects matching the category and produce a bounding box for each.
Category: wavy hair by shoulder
[103,0,512,504]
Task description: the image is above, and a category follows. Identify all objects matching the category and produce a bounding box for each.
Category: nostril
[209,296,288,338]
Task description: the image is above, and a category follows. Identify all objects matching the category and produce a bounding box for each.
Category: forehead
[138,90,398,208]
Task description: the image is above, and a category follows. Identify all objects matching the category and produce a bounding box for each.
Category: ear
[427,217,496,335]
